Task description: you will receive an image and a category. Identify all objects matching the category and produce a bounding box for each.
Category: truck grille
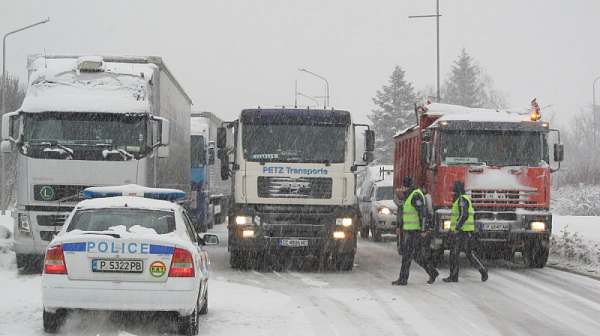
[37,214,69,227]
[257,177,332,199]
[33,185,93,203]
[469,189,538,206]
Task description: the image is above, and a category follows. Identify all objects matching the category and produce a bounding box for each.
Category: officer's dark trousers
[448,231,487,280]
[399,230,437,280]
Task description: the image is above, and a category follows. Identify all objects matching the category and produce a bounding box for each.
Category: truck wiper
[28,141,74,158]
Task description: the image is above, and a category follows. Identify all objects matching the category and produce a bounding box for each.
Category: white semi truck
[216,107,374,270]
[1,55,193,272]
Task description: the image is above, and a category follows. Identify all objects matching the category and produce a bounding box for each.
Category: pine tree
[443,48,507,109]
[369,66,419,165]
[0,73,27,113]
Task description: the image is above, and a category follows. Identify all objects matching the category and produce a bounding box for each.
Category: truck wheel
[360,226,369,239]
[522,237,549,268]
[43,309,67,334]
[333,253,354,271]
[17,254,43,274]
[230,251,246,269]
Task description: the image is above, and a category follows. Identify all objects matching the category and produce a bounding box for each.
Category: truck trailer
[190,111,233,232]
[216,107,374,270]
[1,55,193,272]
[393,100,563,268]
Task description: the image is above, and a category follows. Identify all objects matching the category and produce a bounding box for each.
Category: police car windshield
[242,124,348,163]
[67,208,176,234]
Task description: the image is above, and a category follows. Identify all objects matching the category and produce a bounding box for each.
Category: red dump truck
[393,100,563,268]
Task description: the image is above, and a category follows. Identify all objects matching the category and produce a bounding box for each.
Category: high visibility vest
[402,189,425,231]
[450,195,474,231]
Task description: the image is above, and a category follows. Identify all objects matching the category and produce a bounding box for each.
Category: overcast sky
[2,0,599,129]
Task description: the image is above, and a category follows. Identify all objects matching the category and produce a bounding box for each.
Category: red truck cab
[393,101,564,268]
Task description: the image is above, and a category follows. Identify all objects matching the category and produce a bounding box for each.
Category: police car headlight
[378,207,391,215]
[530,221,546,231]
[235,216,252,225]
[336,218,353,226]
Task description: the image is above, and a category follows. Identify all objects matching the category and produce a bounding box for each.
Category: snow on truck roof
[424,102,537,123]
[21,55,156,113]
[394,101,542,138]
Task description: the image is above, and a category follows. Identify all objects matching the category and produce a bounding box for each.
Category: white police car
[41,185,218,335]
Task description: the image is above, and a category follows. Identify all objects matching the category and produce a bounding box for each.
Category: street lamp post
[593,77,600,149]
[298,68,329,108]
[1,17,50,215]
[409,0,441,102]
[296,92,319,107]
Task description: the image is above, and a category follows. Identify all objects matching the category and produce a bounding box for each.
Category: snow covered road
[2,218,600,335]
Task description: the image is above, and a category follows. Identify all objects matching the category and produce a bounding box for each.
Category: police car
[41,185,219,335]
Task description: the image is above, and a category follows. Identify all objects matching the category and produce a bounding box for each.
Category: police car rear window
[67,209,176,234]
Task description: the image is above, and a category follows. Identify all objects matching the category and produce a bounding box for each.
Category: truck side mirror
[2,111,19,141]
[208,147,215,165]
[217,127,227,149]
[364,130,375,152]
[553,143,564,162]
[421,129,431,141]
[219,148,229,180]
[362,151,374,163]
[1,140,12,153]
[151,116,170,146]
[420,141,430,165]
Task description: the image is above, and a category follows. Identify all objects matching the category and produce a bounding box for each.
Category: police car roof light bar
[83,184,186,201]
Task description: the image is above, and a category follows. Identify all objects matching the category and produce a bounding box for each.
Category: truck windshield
[21,112,149,160]
[440,130,548,167]
[376,186,394,201]
[241,124,348,163]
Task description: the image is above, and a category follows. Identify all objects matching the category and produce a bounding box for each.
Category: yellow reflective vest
[402,189,425,231]
[450,195,474,231]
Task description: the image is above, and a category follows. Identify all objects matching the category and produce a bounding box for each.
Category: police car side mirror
[202,233,219,245]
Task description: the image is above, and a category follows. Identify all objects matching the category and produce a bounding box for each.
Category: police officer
[392,177,439,286]
[443,180,488,283]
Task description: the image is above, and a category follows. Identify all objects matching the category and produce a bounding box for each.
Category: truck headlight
[333,231,346,239]
[378,207,391,215]
[336,218,353,227]
[18,214,32,236]
[235,216,252,225]
[443,219,452,231]
[530,221,546,231]
[242,230,255,237]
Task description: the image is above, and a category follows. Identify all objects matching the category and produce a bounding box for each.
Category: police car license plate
[280,239,308,247]
[92,259,143,273]
[482,223,509,230]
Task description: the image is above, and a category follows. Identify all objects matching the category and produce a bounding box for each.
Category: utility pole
[1,18,50,215]
[409,0,441,102]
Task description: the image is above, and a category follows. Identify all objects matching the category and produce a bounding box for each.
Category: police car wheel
[43,308,66,334]
[199,288,208,315]
[178,298,200,335]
